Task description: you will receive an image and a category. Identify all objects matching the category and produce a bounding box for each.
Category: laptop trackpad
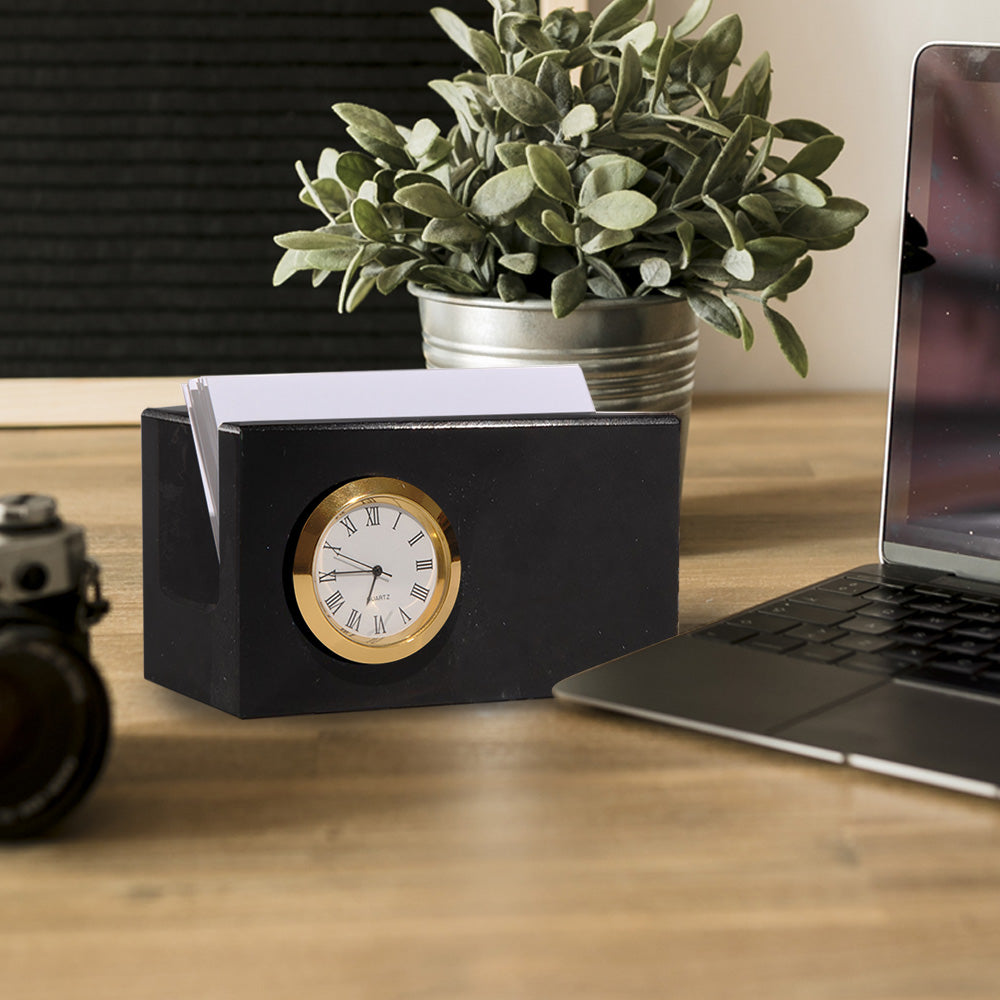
[553,636,882,734]
[778,682,1000,790]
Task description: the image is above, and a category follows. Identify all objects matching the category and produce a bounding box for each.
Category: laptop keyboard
[697,569,1000,701]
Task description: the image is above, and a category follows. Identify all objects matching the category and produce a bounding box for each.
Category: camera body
[0,495,110,839]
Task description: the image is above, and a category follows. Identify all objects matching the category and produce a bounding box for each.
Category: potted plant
[274,0,867,421]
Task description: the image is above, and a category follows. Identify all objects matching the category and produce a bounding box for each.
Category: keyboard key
[728,611,794,634]
[924,656,988,675]
[933,637,994,657]
[762,600,850,626]
[817,578,876,597]
[792,589,869,612]
[856,584,910,604]
[840,616,898,636]
[856,602,911,622]
[907,613,962,631]
[745,634,805,654]
[954,623,1000,641]
[785,623,847,644]
[893,626,939,646]
[883,644,935,665]
[794,643,851,664]
[959,607,1000,624]
[834,633,896,653]
[700,623,757,644]
[908,598,966,615]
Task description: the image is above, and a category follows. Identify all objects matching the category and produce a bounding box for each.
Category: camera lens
[0,630,110,839]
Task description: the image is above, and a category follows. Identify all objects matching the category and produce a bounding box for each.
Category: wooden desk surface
[5,392,1000,1000]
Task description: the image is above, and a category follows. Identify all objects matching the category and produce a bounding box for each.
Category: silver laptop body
[554,42,1000,799]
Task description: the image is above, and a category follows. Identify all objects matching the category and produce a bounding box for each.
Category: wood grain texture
[4,393,1000,1000]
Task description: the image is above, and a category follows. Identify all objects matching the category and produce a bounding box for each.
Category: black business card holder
[141,407,680,718]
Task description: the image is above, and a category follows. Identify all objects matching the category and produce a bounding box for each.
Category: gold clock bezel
[291,476,460,664]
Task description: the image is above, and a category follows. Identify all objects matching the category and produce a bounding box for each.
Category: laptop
[554,42,1000,799]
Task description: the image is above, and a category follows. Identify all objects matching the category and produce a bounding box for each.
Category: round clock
[290,477,460,664]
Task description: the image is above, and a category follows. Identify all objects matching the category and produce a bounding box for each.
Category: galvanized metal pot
[413,285,698,462]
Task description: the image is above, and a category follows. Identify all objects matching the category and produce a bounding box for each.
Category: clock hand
[330,548,393,578]
[366,565,387,605]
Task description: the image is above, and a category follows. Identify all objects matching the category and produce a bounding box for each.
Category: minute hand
[331,548,393,578]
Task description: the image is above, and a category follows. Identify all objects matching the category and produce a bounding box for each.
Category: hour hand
[329,547,392,578]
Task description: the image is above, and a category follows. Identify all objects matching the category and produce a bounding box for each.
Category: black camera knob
[0,494,59,533]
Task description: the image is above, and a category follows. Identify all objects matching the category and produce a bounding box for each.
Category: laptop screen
[882,42,1000,580]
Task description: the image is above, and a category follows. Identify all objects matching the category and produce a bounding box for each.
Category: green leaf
[406,118,441,160]
[470,164,536,219]
[687,14,742,89]
[561,103,598,139]
[295,160,335,223]
[375,258,422,295]
[345,126,412,170]
[298,177,348,216]
[541,208,576,244]
[333,102,405,149]
[591,0,648,40]
[586,256,629,298]
[702,115,754,194]
[303,246,359,272]
[499,252,537,275]
[764,303,808,376]
[551,264,588,318]
[724,295,754,350]
[394,183,466,219]
[611,43,643,122]
[687,289,742,338]
[273,230,354,252]
[489,74,561,127]
[772,172,827,208]
[762,255,813,301]
[579,155,646,206]
[775,119,833,143]
[782,197,869,241]
[746,236,808,267]
[428,79,476,147]
[581,226,633,253]
[272,248,309,286]
[704,195,745,250]
[536,56,573,117]
[526,144,575,205]
[497,273,527,301]
[673,0,712,38]
[421,216,485,249]
[738,193,779,228]
[418,265,486,295]
[639,257,673,287]
[345,273,377,313]
[650,30,675,108]
[496,141,529,168]
[582,189,657,230]
[782,134,845,180]
[431,8,504,74]
[722,246,755,281]
[335,151,379,191]
[350,200,389,242]
[516,197,569,245]
[677,219,695,268]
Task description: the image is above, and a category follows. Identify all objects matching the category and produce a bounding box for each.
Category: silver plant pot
[412,285,698,462]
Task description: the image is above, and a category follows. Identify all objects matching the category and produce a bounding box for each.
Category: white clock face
[311,502,439,641]
[291,477,460,664]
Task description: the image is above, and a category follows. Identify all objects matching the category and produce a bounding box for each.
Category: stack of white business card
[182,366,595,554]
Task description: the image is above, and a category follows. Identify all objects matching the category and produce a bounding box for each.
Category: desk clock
[141,407,680,718]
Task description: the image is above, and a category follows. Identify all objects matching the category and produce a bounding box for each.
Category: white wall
[591,0,1000,392]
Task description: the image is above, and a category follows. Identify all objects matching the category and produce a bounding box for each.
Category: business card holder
[141,407,680,718]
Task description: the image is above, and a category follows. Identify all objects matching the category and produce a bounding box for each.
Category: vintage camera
[0,494,110,838]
